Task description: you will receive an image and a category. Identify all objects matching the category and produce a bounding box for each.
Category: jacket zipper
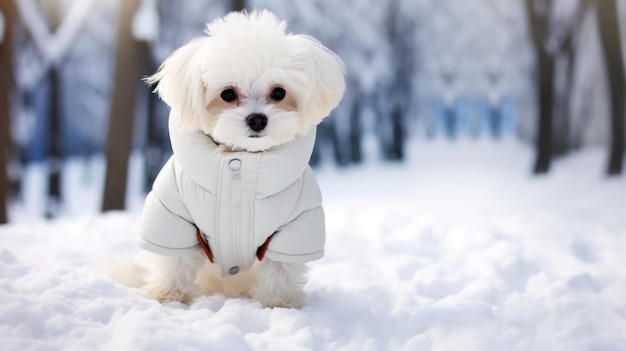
[231,162,242,271]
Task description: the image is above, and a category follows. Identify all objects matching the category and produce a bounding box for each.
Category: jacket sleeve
[137,157,200,256]
[264,167,325,263]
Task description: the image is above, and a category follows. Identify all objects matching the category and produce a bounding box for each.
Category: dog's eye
[220,89,237,102]
[270,87,286,101]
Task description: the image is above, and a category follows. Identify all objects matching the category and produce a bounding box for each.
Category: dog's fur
[106,10,345,308]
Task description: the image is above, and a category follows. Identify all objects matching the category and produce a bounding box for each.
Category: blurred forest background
[0,0,624,223]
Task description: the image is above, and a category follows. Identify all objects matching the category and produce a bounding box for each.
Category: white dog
[121,10,344,308]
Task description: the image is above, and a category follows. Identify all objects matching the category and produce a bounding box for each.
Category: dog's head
[146,10,346,152]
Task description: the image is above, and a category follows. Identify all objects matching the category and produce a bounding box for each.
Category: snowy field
[1,140,626,350]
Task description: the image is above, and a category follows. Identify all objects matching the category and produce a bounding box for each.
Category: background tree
[550,1,589,156]
[595,0,625,175]
[379,0,414,160]
[102,0,148,211]
[0,0,16,223]
[524,0,555,174]
[231,0,245,11]
[44,0,62,217]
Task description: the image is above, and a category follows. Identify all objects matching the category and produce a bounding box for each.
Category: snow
[2,141,626,350]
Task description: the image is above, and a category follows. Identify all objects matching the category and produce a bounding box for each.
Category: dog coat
[137,112,325,276]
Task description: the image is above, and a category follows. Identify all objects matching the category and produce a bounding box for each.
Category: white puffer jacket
[137,112,325,276]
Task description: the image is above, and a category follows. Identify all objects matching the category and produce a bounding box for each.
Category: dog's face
[147,10,346,152]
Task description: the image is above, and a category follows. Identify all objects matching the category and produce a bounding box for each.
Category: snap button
[228,266,240,275]
[228,158,241,171]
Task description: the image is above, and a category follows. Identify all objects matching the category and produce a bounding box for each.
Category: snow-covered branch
[15,0,94,88]
[132,0,159,42]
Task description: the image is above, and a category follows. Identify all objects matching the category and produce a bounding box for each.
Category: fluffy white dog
[115,10,344,308]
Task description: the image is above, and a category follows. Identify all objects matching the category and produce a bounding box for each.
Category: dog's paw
[251,260,308,308]
[252,285,305,309]
[144,284,196,304]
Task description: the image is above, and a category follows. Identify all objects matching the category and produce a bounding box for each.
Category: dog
[117,10,345,308]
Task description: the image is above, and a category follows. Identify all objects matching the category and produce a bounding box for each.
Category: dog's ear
[293,35,346,128]
[145,38,211,130]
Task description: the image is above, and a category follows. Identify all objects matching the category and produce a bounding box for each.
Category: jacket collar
[168,111,316,197]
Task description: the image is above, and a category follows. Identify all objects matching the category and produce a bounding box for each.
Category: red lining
[256,233,275,261]
[195,228,275,263]
[196,228,214,263]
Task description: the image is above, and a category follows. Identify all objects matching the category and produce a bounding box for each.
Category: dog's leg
[144,251,203,304]
[251,258,308,308]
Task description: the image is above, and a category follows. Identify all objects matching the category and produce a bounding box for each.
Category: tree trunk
[534,47,555,174]
[43,0,62,218]
[596,0,625,175]
[390,104,404,160]
[144,76,170,192]
[102,0,147,211]
[385,0,410,161]
[46,67,62,218]
[231,0,245,11]
[329,119,346,166]
[349,99,362,163]
[524,0,555,174]
[0,0,16,223]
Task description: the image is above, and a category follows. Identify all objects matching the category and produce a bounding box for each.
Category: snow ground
[1,140,626,351]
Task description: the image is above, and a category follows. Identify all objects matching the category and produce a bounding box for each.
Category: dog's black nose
[246,113,268,132]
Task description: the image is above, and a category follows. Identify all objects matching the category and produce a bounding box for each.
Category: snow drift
[1,140,625,350]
